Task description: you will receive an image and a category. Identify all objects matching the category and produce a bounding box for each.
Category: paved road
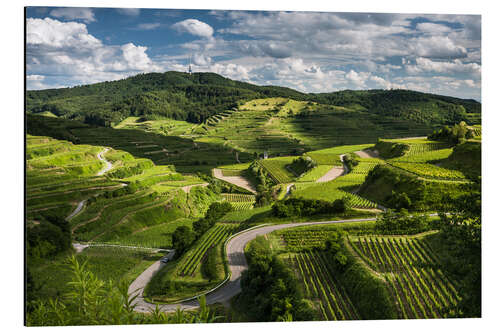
[128,216,378,313]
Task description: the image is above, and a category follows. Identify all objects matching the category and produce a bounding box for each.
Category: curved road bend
[129,217,378,313]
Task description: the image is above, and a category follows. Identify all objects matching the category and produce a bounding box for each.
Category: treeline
[310,89,479,124]
[375,209,431,235]
[272,197,347,218]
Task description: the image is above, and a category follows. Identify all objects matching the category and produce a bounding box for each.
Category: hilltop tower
[188,54,193,75]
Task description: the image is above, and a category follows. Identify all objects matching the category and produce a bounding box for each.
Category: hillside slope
[27,71,481,127]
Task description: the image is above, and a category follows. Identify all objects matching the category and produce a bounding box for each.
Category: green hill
[27,71,481,128]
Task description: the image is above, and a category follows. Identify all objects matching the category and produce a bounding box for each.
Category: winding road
[128,216,379,313]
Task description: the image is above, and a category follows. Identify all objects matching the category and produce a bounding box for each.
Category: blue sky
[26,7,481,100]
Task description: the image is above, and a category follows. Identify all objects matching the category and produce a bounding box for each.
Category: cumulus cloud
[406,57,481,77]
[49,7,96,23]
[26,18,161,87]
[410,36,467,59]
[193,53,212,66]
[345,70,370,88]
[172,19,214,38]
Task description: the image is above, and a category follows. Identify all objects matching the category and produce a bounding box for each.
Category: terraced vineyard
[348,235,460,319]
[389,161,466,180]
[222,193,256,211]
[390,148,453,163]
[383,138,451,156]
[177,224,235,277]
[257,157,296,183]
[287,251,360,320]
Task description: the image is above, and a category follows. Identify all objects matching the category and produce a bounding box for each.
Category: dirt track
[213,168,257,194]
[316,166,344,183]
[354,149,379,158]
[181,183,209,193]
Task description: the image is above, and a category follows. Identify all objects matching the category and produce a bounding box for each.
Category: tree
[172,226,196,256]
[437,190,481,317]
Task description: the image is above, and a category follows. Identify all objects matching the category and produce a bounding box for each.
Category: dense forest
[26,71,481,127]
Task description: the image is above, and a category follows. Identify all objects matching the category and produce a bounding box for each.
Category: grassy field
[29,247,164,300]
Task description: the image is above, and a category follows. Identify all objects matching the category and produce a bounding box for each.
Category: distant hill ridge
[27,71,481,127]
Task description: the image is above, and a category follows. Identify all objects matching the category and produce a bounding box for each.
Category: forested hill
[26,71,481,126]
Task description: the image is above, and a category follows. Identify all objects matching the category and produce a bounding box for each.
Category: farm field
[348,235,461,319]
[257,156,297,183]
[222,193,256,211]
[266,223,462,320]
[144,223,237,303]
[285,251,360,320]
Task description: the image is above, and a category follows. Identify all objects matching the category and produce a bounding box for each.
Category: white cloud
[172,19,214,38]
[121,43,157,71]
[116,8,140,16]
[345,70,370,88]
[27,18,101,49]
[26,18,161,87]
[410,36,467,59]
[370,75,391,89]
[406,57,481,77]
[27,74,48,90]
[416,22,452,34]
[193,53,212,66]
[49,7,96,23]
[136,23,161,30]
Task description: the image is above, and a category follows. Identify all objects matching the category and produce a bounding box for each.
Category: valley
[25,72,481,325]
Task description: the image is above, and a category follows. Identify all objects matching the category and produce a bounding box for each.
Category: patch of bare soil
[354,149,379,158]
[213,169,257,194]
[316,166,344,183]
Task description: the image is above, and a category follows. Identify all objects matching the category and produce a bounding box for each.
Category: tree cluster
[27,213,71,259]
[375,209,430,235]
[272,197,347,218]
[428,121,474,144]
[436,189,481,317]
[288,156,317,175]
[238,236,315,321]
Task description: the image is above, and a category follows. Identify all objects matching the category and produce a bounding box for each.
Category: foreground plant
[26,256,223,326]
